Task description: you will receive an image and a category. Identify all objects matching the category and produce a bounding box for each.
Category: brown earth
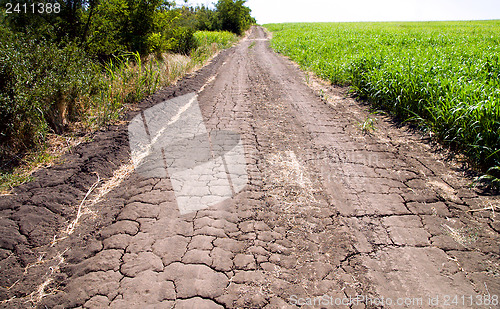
[0,26,499,308]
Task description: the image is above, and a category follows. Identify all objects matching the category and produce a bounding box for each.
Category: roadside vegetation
[0,0,253,192]
[265,21,500,183]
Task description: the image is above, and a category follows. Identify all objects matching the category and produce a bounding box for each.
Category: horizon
[260,18,500,25]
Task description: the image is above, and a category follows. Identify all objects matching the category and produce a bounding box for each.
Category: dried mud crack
[0,26,499,309]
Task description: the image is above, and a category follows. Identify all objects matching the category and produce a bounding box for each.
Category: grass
[442,224,479,248]
[265,21,500,181]
[86,52,192,128]
[194,30,239,49]
[90,31,237,129]
[0,30,238,193]
[85,30,238,130]
[359,114,378,134]
[0,134,89,194]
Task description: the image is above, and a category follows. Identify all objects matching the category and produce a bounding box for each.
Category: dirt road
[1,26,499,308]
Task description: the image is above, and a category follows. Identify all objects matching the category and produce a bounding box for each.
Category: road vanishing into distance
[1,26,498,309]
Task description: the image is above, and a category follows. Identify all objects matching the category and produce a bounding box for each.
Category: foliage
[0,29,237,164]
[193,5,219,31]
[166,26,198,54]
[0,0,87,42]
[0,34,102,156]
[1,0,253,57]
[193,30,238,49]
[84,0,130,56]
[266,21,500,174]
[181,0,255,35]
[191,30,238,63]
[215,0,255,35]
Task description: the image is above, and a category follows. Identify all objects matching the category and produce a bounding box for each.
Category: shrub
[84,0,129,57]
[215,0,255,35]
[194,5,219,31]
[167,26,198,54]
[0,35,102,157]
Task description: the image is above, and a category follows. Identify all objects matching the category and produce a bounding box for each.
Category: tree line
[1,0,255,56]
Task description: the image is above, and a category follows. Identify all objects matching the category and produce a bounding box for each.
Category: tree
[215,0,255,35]
[84,0,129,56]
[193,5,218,31]
[0,0,93,43]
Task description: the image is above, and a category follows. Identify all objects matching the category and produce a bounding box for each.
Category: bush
[146,32,167,54]
[146,27,197,55]
[167,27,198,54]
[193,5,219,31]
[84,0,129,57]
[0,35,102,157]
[215,0,255,35]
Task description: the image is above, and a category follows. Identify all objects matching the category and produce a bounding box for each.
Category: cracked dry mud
[1,26,499,309]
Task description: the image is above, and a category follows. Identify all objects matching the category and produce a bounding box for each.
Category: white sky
[185,0,500,24]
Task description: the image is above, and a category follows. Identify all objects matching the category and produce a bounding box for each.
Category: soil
[0,26,498,309]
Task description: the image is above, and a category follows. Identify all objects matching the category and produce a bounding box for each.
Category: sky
[185,0,500,24]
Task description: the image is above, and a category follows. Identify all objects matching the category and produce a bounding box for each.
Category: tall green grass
[191,31,238,63]
[93,30,238,128]
[194,31,239,49]
[265,21,500,175]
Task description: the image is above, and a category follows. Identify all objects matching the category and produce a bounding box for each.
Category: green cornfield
[265,21,500,174]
